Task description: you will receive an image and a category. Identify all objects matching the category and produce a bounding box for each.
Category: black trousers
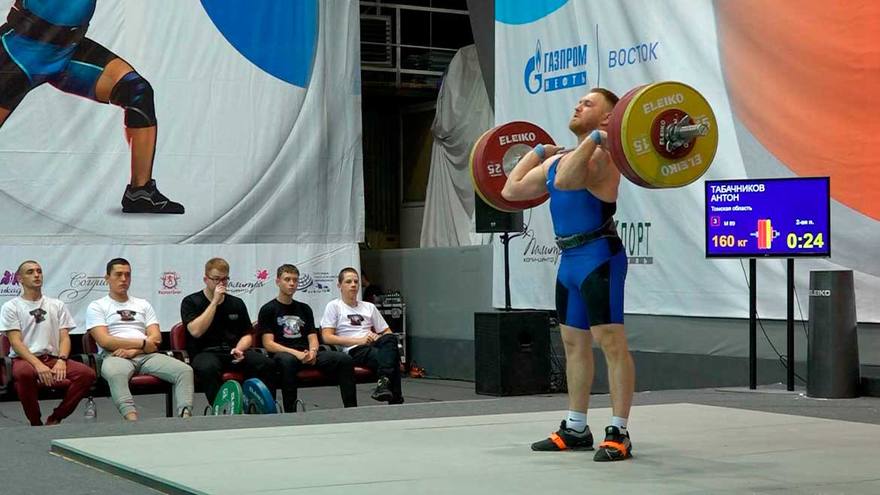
[348,334,402,401]
[191,349,275,404]
[274,350,357,411]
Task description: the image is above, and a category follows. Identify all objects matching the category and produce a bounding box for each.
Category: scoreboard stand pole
[787,258,795,391]
[499,231,526,311]
[749,259,757,389]
[748,257,796,392]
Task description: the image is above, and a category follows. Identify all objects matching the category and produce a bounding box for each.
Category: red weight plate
[470,121,554,212]
[606,85,653,188]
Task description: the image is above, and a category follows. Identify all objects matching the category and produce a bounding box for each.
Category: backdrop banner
[493,0,880,322]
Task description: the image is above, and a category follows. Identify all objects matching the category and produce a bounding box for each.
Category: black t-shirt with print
[180,291,252,354]
[258,298,316,351]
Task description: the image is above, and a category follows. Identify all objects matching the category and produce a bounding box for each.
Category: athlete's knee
[594,327,630,358]
[560,325,592,355]
[108,71,156,128]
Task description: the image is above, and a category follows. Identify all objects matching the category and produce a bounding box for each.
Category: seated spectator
[87,258,194,420]
[180,257,275,405]
[360,270,383,304]
[259,264,356,412]
[321,267,403,404]
[0,260,96,426]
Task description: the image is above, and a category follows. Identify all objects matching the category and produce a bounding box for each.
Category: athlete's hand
[113,348,140,359]
[303,349,317,365]
[51,359,67,382]
[211,283,227,305]
[34,362,55,386]
[230,347,245,364]
[544,144,566,156]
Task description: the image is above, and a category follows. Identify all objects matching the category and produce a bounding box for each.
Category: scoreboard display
[705,177,830,258]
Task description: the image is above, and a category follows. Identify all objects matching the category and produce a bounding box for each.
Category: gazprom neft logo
[523,40,589,95]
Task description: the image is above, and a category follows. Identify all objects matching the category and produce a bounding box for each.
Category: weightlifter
[501,88,634,462]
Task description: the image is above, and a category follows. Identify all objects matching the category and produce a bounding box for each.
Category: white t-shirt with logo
[86,295,159,353]
[320,299,389,352]
[0,296,76,358]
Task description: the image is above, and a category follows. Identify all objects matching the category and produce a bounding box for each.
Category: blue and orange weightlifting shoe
[593,425,633,461]
[531,421,594,451]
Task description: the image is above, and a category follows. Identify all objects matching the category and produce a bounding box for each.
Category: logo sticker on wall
[297,272,334,295]
[159,271,182,295]
[0,269,20,297]
[524,40,589,95]
[616,219,654,265]
[226,269,269,295]
[58,273,108,303]
[200,0,319,88]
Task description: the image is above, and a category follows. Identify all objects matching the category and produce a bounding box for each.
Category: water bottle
[83,397,97,422]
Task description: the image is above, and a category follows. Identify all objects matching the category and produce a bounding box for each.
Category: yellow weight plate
[618,81,718,188]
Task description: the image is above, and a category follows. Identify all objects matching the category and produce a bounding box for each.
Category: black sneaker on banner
[121,179,185,214]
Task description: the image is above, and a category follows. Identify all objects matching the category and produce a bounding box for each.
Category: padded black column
[807,270,860,398]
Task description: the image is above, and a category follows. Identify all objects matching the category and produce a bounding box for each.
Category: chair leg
[165,389,173,417]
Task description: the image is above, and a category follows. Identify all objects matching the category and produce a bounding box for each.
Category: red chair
[0,334,14,395]
[82,332,174,417]
[0,333,92,400]
[169,322,245,383]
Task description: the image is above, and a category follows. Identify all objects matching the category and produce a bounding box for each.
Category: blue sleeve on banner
[495,0,568,25]
[200,0,318,87]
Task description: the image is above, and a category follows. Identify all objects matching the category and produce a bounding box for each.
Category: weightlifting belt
[6,3,87,46]
[555,218,618,250]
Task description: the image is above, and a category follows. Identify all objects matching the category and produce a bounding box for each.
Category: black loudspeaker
[474,311,550,396]
[475,194,523,233]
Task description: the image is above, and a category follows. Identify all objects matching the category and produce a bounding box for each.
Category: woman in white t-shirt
[320,267,402,404]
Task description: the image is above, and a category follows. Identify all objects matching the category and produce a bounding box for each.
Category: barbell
[470,81,719,212]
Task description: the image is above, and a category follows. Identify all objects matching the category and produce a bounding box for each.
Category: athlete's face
[18,262,43,290]
[204,269,229,295]
[277,272,298,297]
[338,273,360,300]
[569,92,612,135]
[106,263,131,296]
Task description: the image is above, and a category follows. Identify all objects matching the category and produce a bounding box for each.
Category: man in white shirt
[87,258,193,420]
[321,267,402,404]
[0,260,96,426]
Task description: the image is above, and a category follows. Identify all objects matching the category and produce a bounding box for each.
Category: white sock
[565,411,588,433]
[611,416,628,433]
